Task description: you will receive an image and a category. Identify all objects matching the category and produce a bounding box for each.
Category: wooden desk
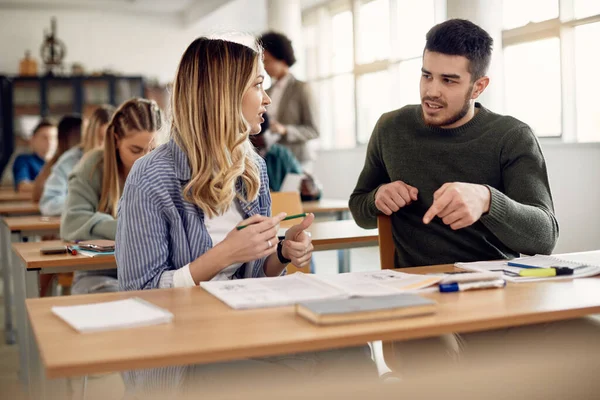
[1,216,60,345]
[302,199,349,217]
[0,201,40,216]
[0,190,32,202]
[10,221,377,390]
[26,265,600,381]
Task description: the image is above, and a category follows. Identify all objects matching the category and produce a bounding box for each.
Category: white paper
[200,273,347,309]
[320,270,443,297]
[201,271,442,309]
[280,173,305,193]
[52,298,173,333]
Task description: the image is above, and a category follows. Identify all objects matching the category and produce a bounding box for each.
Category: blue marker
[439,279,506,293]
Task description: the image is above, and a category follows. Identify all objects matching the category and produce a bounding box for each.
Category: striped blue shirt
[115,139,274,395]
[116,138,272,291]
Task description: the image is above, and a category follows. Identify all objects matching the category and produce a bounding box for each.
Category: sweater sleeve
[349,117,391,229]
[60,157,116,241]
[480,126,559,255]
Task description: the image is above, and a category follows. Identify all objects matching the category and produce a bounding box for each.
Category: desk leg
[13,249,32,388]
[29,320,69,400]
[1,224,16,344]
[337,210,351,274]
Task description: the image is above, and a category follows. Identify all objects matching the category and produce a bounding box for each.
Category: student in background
[250,112,302,191]
[116,37,374,397]
[39,105,115,216]
[32,115,83,203]
[259,31,319,172]
[12,119,56,192]
[61,98,161,294]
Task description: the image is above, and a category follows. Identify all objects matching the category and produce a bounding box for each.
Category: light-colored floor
[0,246,383,399]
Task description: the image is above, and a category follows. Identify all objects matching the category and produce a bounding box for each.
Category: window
[302,0,442,149]
[502,0,600,141]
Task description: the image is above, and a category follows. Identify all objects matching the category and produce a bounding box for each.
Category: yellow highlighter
[518,267,573,277]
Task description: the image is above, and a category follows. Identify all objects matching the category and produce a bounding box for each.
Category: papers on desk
[200,270,443,309]
[457,253,600,283]
[52,298,173,333]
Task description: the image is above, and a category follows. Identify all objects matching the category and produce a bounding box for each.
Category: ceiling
[0,0,226,18]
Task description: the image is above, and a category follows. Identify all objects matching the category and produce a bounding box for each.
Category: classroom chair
[270,191,310,274]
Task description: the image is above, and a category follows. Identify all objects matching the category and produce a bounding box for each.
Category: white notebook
[52,298,174,333]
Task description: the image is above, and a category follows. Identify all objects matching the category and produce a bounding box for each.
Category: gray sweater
[349,103,559,268]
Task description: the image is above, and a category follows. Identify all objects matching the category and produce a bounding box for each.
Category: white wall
[313,143,600,254]
[0,0,267,83]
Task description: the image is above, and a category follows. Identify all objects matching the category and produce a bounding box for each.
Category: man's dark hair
[259,31,296,67]
[32,119,55,136]
[425,19,493,81]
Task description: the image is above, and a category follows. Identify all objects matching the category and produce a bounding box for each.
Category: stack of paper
[52,298,174,333]
[200,270,443,310]
[457,252,600,282]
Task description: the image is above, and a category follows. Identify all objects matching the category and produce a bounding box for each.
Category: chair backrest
[270,191,310,274]
[270,191,304,228]
[377,214,395,270]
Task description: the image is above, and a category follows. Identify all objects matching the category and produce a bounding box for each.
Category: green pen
[236,213,307,230]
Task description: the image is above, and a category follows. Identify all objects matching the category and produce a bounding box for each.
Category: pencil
[236,213,307,230]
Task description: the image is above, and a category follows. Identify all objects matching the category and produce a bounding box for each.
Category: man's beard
[423,87,473,128]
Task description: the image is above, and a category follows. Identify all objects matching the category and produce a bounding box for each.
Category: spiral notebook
[456,251,600,282]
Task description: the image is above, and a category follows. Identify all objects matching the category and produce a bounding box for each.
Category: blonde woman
[61,99,161,294]
[38,105,115,216]
[116,37,374,397]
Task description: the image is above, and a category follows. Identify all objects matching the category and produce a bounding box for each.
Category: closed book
[296,293,436,325]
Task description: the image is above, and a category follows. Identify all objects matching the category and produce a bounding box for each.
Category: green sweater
[349,103,559,268]
[60,148,117,241]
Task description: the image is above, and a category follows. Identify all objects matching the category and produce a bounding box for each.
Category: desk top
[2,215,61,232]
[12,220,378,271]
[26,264,600,378]
[0,201,40,216]
[12,240,115,271]
[302,199,349,214]
[0,190,32,202]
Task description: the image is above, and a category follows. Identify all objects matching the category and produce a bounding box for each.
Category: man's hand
[270,120,287,135]
[423,183,491,230]
[374,181,419,215]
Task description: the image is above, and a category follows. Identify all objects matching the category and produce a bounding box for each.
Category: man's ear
[471,76,490,100]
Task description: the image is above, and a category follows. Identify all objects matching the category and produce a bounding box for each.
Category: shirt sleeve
[40,158,70,216]
[116,182,176,291]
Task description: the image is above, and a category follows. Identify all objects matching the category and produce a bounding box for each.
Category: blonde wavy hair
[97,98,162,217]
[170,37,262,218]
[81,105,116,153]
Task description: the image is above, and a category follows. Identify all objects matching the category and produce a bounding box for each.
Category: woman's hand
[282,213,315,268]
[221,212,287,265]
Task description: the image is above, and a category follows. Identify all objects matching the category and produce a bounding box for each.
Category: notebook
[200,270,443,309]
[456,252,600,282]
[51,298,174,333]
[296,293,436,325]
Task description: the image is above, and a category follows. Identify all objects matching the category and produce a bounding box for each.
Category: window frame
[502,0,600,142]
[302,0,445,150]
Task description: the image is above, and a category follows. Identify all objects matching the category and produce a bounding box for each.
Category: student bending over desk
[39,105,115,216]
[116,37,375,398]
[349,19,600,378]
[61,98,161,294]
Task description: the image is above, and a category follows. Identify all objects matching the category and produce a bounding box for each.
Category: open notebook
[457,252,600,282]
[200,270,443,309]
[52,298,174,333]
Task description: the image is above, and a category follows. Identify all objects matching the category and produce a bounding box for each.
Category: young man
[12,119,56,192]
[350,19,558,268]
[350,19,599,381]
[259,31,319,172]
